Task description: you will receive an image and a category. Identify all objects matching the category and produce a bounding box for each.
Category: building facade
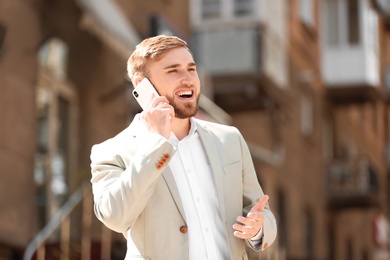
[189,0,389,259]
[0,0,389,259]
[0,0,193,258]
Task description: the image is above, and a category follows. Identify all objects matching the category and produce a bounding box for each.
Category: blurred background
[1,0,390,259]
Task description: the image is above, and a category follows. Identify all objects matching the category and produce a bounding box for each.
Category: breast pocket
[222,161,241,175]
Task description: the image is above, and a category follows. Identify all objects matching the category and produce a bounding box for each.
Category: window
[202,0,221,18]
[326,0,340,46]
[323,116,335,160]
[299,0,314,26]
[38,37,68,80]
[35,38,77,225]
[199,0,256,20]
[324,0,361,47]
[301,93,314,136]
[347,0,360,44]
[234,0,253,16]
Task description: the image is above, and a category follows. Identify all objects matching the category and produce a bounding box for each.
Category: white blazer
[90,115,277,260]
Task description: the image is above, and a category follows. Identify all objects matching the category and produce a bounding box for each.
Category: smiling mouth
[176,90,193,99]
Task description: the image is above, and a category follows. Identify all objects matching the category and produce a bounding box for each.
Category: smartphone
[132,78,160,110]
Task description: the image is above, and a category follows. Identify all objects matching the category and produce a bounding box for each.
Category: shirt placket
[179,140,218,260]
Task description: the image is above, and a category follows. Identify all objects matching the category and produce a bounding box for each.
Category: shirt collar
[169,117,198,145]
[188,117,198,137]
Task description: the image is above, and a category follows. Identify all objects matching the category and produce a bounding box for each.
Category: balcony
[322,47,379,88]
[326,156,379,209]
[192,26,262,78]
[192,26,269,112]
[321,0,380,103]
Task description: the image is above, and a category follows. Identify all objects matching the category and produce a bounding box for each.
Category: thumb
[251,195,269,212]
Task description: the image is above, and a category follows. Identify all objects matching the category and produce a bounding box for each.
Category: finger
[234,230,251,239]
[168,106,174,118]
[233,225,255,235]
[251,195,269,212]
[234,230,255,240]
[246,212,265,222]
[236,215,263,226]
[156,102,174,116]
[151,96,169,107]
[233,223,260,239]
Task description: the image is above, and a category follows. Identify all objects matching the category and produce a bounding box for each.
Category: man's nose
[181,72,194,86]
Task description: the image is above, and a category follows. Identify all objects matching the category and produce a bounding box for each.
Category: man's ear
[133,76,144,87]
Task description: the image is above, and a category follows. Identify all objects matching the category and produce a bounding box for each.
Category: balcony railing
[321,0,380,98]
[24,180,286,259]
[326,156,378,208]
[322,47,379,88]
[192,25,267,112]
[23,181,117,260]
[192,25,262,77]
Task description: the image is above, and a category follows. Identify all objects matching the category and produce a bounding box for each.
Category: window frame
[35,38,78,223]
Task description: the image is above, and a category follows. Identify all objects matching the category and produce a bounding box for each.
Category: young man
[90,35,277,260]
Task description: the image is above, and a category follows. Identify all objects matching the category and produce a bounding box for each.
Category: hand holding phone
[133,78,173,139]
[132,78,160,110]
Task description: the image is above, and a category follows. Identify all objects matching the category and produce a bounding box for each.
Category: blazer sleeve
[90,131,176,234]
[237,129,277,251]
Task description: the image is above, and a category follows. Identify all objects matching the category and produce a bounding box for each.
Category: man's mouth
[176,90,194,99]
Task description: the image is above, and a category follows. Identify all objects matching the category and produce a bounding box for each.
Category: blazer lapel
[129,114,187,223]
[195,121,227,221]
[161,168,187,223]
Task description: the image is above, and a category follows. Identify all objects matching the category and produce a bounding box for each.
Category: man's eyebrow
[163,62,197,70]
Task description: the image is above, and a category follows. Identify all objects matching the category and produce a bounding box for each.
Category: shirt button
[179,226,188,233]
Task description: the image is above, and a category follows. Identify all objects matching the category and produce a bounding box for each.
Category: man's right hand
[142,96,174,139]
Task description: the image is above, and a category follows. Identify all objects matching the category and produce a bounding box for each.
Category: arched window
[34,37,78,226]
[38,37,68,80]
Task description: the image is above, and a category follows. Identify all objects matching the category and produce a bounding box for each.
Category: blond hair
[127,35,191,84]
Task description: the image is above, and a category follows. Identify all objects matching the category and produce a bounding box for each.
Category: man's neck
[171,117,191,141]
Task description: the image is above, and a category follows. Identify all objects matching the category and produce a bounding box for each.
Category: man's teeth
[178,91,192,97]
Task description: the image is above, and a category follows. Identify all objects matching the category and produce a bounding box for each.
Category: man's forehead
[156,47,194,64]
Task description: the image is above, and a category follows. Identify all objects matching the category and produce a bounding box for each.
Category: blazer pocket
[222,161,240,175]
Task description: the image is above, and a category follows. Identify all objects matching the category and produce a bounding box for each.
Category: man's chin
[174,107,198,119]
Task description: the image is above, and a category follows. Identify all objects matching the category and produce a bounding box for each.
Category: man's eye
[168,70,177,73]
[188,68,196,72]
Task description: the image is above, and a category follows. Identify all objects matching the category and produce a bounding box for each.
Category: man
[90,35,277,260]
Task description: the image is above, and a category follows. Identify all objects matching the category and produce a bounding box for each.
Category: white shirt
[168,119,230,260]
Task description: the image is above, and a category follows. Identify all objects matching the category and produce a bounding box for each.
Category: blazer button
[179,226,188,233]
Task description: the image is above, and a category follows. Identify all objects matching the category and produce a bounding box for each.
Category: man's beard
[167,94,200,119]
